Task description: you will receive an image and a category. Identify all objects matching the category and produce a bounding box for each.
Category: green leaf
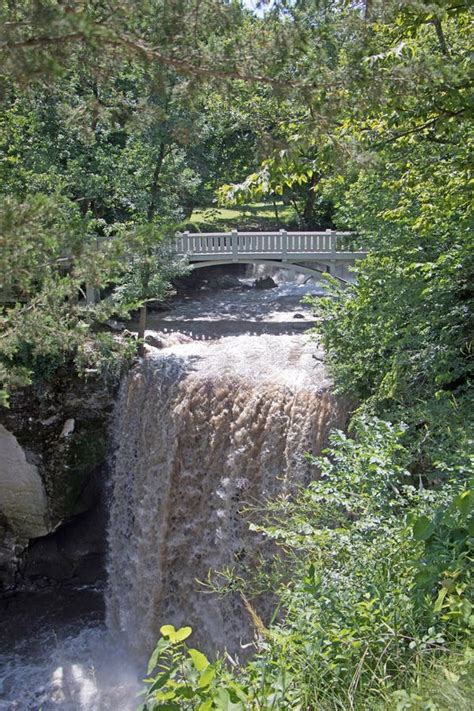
[173,626,192,642]
[199,665,216,688]
[412,515,435,541]
[154,689,177,701]
[213,689,244,710]
[434,586,448,613]
[147,638,167,674]
[160,625,176,638]
[188,648,210,671]
[454,490,473,517]
[160,624,192,643]
[149,670,172,693]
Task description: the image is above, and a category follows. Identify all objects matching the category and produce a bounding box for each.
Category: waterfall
[106,334,345,657]
[0,288,346,710]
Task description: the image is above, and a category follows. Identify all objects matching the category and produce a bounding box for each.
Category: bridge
[174,229,367,280]
[1,229,366,305]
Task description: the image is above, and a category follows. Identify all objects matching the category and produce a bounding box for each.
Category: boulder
[104,319,125,332]
[60,418,75,437]
[164,331,194,346]
[145,333,166,349]
[0,425,49,540]
[255,276,277,290]
[145,331,193,348]
[207,275,242,290]
[147,300,172,312]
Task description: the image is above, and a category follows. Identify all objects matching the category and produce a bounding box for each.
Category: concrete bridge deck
[174,230,366,277]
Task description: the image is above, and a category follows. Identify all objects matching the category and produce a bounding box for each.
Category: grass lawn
[183,202,299,232]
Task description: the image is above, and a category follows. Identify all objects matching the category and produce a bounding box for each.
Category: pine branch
[0,27,294,89]
[111,33,294,88]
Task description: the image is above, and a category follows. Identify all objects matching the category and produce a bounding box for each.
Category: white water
[0,622,140,710]
[0,588,140,710]
[0,279,344,709]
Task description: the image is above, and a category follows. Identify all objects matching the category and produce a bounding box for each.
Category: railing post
[231,230,238,262]
[280,229,288,262]
[183,230,193,254]
[325,228,331,252]
[329,229,337,275]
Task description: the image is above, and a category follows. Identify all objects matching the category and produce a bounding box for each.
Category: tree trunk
[138,142,167,356]
[302,173,319,228]
[147,142,167,222]
[272,198,280,222]
[290,196,302,222]
[137,303,147,356]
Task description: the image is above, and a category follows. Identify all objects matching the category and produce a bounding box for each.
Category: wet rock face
[20,504,107,588]
[0,374,114,593]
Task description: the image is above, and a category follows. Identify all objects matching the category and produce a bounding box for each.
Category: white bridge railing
[174,229,364,261]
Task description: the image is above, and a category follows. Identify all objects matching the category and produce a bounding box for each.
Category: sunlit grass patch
[185,201,298,231]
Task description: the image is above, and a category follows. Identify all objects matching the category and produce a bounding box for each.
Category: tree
[112,224,189,354]
[0,0,286,404]
[0,2,243,399]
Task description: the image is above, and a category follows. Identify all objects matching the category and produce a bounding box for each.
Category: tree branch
[0,31,85,50]
[113,33,293,88]
[378,109,466,146]
[1,28,295,89]
[431,18,451,57]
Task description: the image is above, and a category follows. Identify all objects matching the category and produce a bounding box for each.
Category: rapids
[0,276,345,710]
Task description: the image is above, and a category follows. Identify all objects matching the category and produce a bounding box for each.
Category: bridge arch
[188,259,349,283]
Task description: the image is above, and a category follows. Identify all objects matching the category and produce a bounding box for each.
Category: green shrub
[142,419,473,710]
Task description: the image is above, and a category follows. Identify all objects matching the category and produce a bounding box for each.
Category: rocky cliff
[0,372,114,593]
